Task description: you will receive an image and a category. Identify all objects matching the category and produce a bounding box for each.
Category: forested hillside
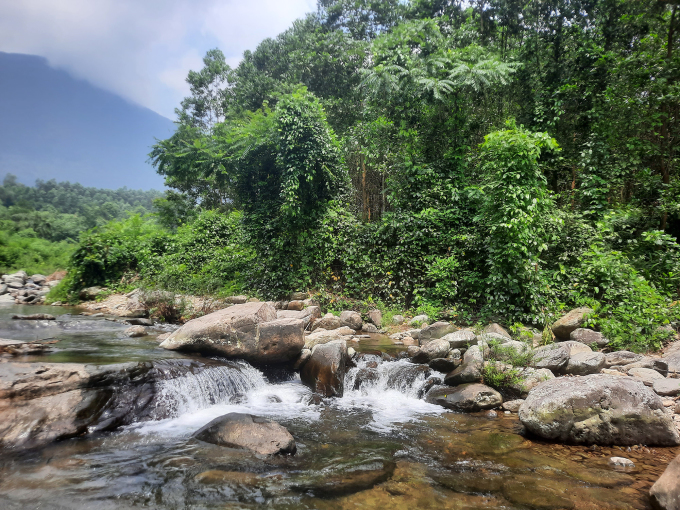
[59,0,680,351]
[0,175,161,274]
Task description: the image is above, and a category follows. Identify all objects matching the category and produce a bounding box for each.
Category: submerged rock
[193,413,296,455]
[426,383,502,412]
[519,374,680,446]
[160,302,304,364]
[300,340,348,397]
[650,453,680,510]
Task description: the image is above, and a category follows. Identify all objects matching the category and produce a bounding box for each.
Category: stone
[300,340,348,397]
[558,340,593,355]
[499,340,531,356]
[193,413,296,455]
[508,367,555,398]
[0,284,7,295]
[125,326,147,337]
[401,336,418,346]
[665,350,680,375]
[426,383,503,412]
[621,358,669,376]
[351,368,380,390]
[552,307,593,339]
[428,357,460,373]
[194,470,260,486]
[0,339,57,357]
[29,274,47,285]
[605,350,644,368]
[392,314,405,325]
[313,314,343,331]
[386,364,435,396]
[609,457,635,468]
[441,329,476,349]
[419,321,458,341]
[304,328,345,349]
[160,302,305,364]
[367,309,382,327]
[225,295,248,304]
[628,367,665,386]
[533,344,570,372]
[444,362,483,386]
[563,351,606,375]
[277,306,321,328]
[570,328,608,348]
[287,300,305,311]
[410,315,428,325]
[79,286,104,300]
[483,323,511,339]
[126,318,153,326]
[653,378,680,397]
[463,344,485,365]
[411,338,450,364]
[293,349,312,370]
[290,292,309,301]
[650,454,680,510]
[339,311,363,330]
[11,314,56,320]
[362,323,379,333]
[476,332,509,344]
[502,399,525,412]
[519,374,680,446]
[407,346,420,357]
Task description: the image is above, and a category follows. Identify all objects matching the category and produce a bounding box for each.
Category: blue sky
[0,0,317,119]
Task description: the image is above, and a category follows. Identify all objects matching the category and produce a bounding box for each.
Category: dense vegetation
[0,174,161,274]
[56,0,680,351]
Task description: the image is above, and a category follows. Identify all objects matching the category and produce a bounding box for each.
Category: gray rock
[483,323,511,339]
[339,311,363,330]
[476,332,510,344]
[125,326,147,337]
[426,383,503,412]
[79,286,104,300]
[0,285,7,296]
[11,314,56,320]
[442,329,476,349]
[499,340,531,356]
[367,309,382,327]
[300,340,348,397]
[650,453,680,510]
[409,314,428,325]
[277,306,321,328]
[628,367,665,386]
[519,374,680,446]
[570,328,608,348]
[533,344,569,372]
[621,358,668,376]
[193,413,296,455]
[444,362,483,386]
[563,351,605,375]
[362,323,379,333]
[419,321,458,341]
[313,314,342,331]
[605,350,644,368]
[392,314,405,325]
[29,274,47,285]
[463,344,485,365]
[507,367,555,398]
[160,302,305,364]
[293,349,312,370]
[289,292,309,301]
[552,307,593,339]
[665,350,680,375]
[609,457,635,467]
[126,318,153,327]
[405,329,421,340]
[557,340,593,356]
[653,378,680,397]
[502,399,525,412]
[225,295,248,304]
[411,338,450,363]
[428,357,460,373]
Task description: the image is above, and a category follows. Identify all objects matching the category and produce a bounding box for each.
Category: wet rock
[125,325,147,337]
[519,374,680,445]
[650,453,680,510]
[367,309,382,327]
[193,413,296,455]
[0,339,57,357]
[411,338,450,363]
[563,351,605,375]
[156,333,170,343]
[194,470,260,485]
[428,357,460,373]
[441,329,476,349]
[339,311,363,330]
[401,336,418,346]
[552,307,593,339]
[426,383,503,412]
[160,302,305,364]
[301,340,348,397]
[293,349,312,370]
[126,318,153,326]
[605,350,643,368]
[502,399,525,412]
[79,286,104,300]
[653,378,680,397]
[392,314,405,325]
[483,323,511,339]
[407,345,420,357]
[385,364,433,394]
[533,343,569,372]
[444,362,483,386]
[11,314,56,320]
[557,340,592,355]
[570,328,608,348]
[419,321,458,342]
[609,457,634,467]
[628,367,665,386]
[352,368,380,390]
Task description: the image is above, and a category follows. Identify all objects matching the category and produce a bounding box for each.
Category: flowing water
[0,305,677,509]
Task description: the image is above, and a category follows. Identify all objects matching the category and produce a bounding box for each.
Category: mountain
[0,52,175,190]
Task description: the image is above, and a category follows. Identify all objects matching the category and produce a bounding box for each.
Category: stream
[0,305,677,509]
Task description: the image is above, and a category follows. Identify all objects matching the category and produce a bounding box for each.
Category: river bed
[0,305,676,509]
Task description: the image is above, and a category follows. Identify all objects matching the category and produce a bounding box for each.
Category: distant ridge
[0,52,174,190]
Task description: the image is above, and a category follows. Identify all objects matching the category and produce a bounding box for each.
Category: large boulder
[442,329,477,349]
[563,351,605,375]
[419,322,458,342]
[300,340,348,397]
[304,328,345,350]
[519,374,680,446]
[160,302,304,364]
[312,314,343,331]
[193,413,296,455]
[663,349,680,376]
[507,367,555,398]
[426,383,502,412]
[552,307,593,339]
[444,362,483,386]
[533,344,569,372]
[367,309,382,327]
[483,323,511,339]
[411,338,450,364]
[570,328,608,348]
[277,306,321,328]
[650,454,680,510]
[339,311,363,330]
[653,378,680,397]
[605,350,643,368]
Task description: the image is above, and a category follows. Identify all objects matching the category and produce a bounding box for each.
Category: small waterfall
[152,359,267,417]
[344,356,442,399]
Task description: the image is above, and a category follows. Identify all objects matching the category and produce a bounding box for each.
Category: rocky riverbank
[0,271,61,305]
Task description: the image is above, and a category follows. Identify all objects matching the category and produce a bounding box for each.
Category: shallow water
[0,305,677,509]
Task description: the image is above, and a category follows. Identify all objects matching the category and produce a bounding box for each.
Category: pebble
[486,410,498,419]
[609,457,635,467]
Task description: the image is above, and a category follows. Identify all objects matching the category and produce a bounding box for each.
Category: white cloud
[0,0,316,118]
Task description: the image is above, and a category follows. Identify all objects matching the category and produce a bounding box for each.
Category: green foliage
[0,229,73,275]
[481,339,535,397]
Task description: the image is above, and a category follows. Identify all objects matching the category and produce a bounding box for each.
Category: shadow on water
[0,304,677,509]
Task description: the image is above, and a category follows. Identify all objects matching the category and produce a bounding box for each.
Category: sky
[0,0,317,119]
